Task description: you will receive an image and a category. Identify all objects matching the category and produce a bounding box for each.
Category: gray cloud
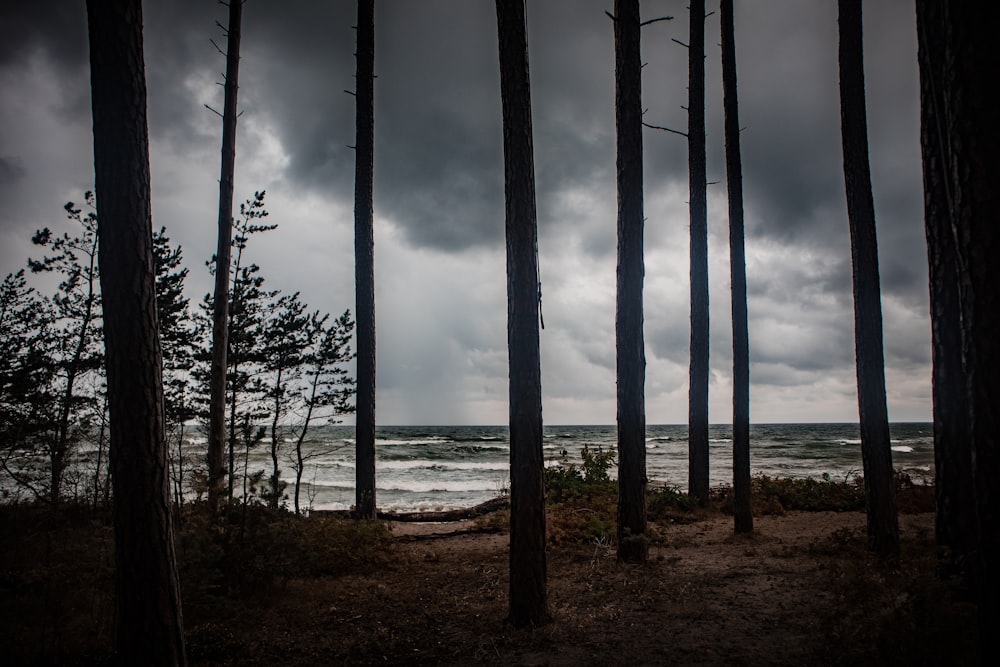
[0,0,930,424]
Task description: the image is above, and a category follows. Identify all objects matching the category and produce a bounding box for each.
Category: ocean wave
[891,445,914,453]
[377,460,508,472]
[380,479,497,493]
[376,437,451,446]
[452,445,506,454]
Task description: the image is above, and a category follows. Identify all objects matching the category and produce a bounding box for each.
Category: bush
[648,484,701,521]
[750,473,866,512]
[545,446,616,502]
[178,502,395,600]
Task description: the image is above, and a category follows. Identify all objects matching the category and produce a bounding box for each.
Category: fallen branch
[379,495,510,522]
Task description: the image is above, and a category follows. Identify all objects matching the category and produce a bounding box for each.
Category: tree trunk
[914,0,975,565]
[837,0,899,560]
[86,0,186,662]
[207,0,243,514]
[495,0,551,628]
[916,0,1000,638]
[721,0,752,535]
[687,0,710,508]
[613,0,647,564]
[353,0,377,520]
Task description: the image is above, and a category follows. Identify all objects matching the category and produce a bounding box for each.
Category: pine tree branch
[641,16,673,26]
[643,121,687,137]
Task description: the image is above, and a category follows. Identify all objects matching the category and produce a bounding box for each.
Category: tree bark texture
[354,0,377,520]
[721,0,752,535]
[837,0,899,560]
[916,0,1000,636]
[207,0,243,513]
[86,0,186,663]
[687,0,710,508]
[914,0,975,564]
[613,0,647,563]
[495,0,550,628]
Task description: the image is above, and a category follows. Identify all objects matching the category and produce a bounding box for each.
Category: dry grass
[0,480,980,666]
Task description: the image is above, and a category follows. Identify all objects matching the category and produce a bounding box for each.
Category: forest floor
[3,486,982,666]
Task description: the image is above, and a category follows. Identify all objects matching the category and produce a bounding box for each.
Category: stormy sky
[0,0,928,425]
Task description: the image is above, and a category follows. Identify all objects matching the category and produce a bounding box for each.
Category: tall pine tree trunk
[721,0,752,535]
[914,0,975,565]
[836,0,899,559]
[687,0,710,508]
[495,0,550,628]
[613,0,647,564]
[86,0,186,662]
[354,0,377,520]
[207,0,243,513]
[916,0,1000,638]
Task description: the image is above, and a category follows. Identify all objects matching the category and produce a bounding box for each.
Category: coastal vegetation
[0,191,355,517]
[0,471,963,665]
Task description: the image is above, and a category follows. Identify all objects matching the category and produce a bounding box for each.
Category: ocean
[213,422,934,513]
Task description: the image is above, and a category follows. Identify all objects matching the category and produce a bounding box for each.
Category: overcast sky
[0,0,928,425]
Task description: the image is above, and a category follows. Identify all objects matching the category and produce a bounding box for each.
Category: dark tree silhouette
[836,0,898,559]
[353,0,377,520]
[613,0,648,563]
[687,0,710,508]
[495,0,550,628]
[914,0,974,565]
[916,0,1000,637]
[208,0,244,513]
[86,0,186,662]
[24,201,102,507]
[721,0,752,534]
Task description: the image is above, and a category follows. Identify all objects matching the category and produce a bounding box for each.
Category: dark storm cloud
[0,157,26,185]
[0,0,931,423]
[0,1,87,70]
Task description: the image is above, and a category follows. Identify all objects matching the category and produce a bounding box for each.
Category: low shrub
[545,446,616,502]
[750,473,866,512]
[177,502,395,600]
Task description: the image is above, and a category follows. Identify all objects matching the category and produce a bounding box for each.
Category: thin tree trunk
[915,0,975,565]
[228,359,238,500]
[613,0,647,564]
[52,232,99,509]
[269,367,283,508]
[293,372,319,515]
[93,394,108,513]
[687,0,710,508]
[353,0,377,520]
[495,0,550,629]
[721,0,752,534]
[86,0,186,662]
[207,0,243,514]
[837,0,899,560]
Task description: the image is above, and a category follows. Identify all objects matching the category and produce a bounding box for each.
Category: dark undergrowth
[0,468,960,665]
[0,501,394,665]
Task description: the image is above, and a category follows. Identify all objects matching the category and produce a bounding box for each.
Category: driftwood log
[312,495,510,523]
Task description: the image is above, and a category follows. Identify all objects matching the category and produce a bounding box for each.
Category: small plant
[580,445,615,484]
[647,484,701,522]
[474,508,510,533]
[544,445,616,501]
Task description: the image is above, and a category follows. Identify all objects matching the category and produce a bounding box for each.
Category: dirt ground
[182,510,979,666]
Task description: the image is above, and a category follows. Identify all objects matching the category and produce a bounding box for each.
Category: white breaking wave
[379,479,497,493]
[377,460,508,472]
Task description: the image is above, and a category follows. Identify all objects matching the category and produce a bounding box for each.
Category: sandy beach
[177,508,977,666]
